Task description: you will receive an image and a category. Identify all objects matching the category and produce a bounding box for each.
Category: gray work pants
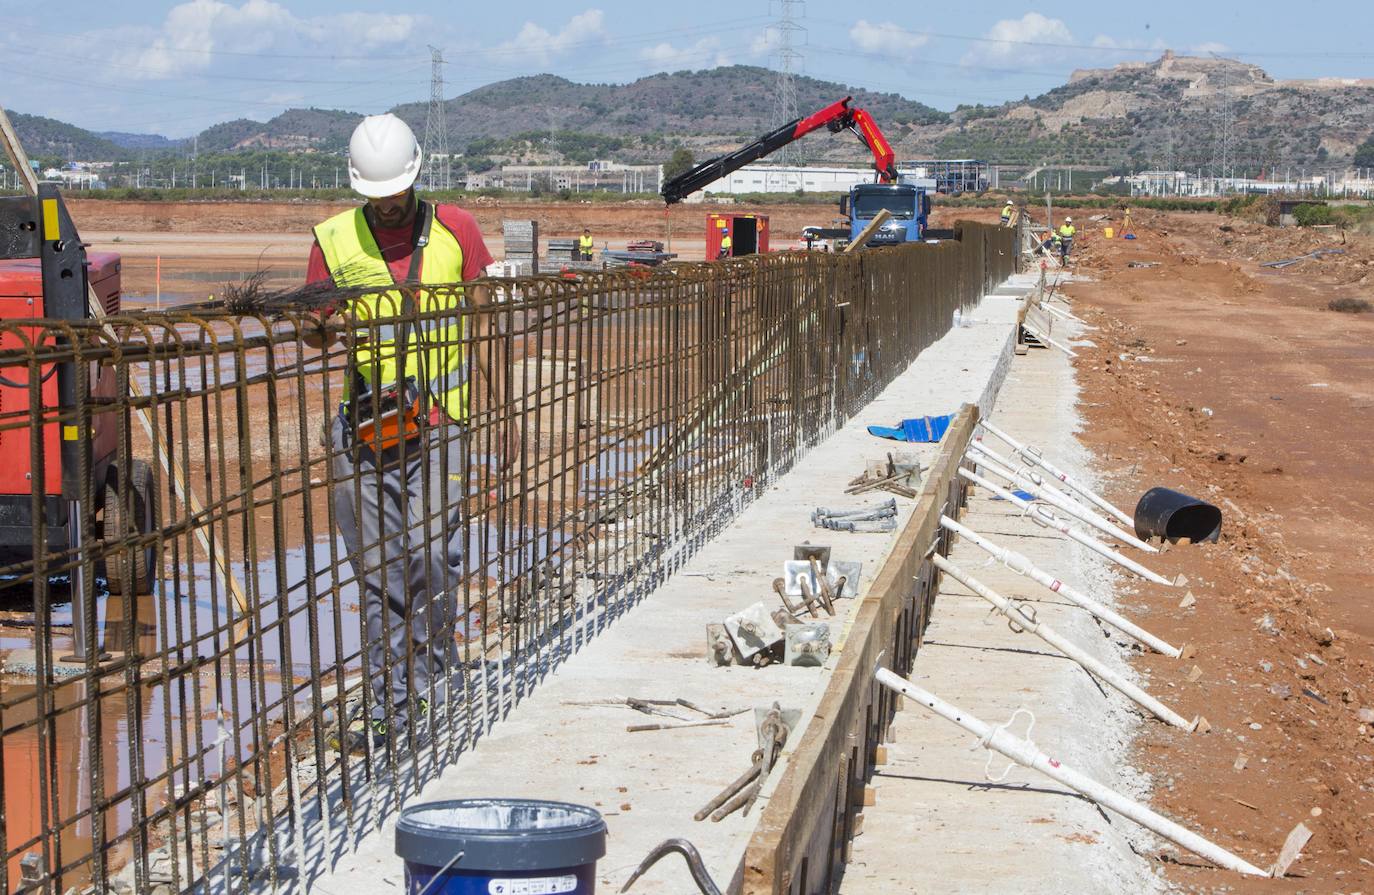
[330,414,467,728]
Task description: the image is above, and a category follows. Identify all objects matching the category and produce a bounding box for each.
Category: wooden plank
[742,403,978,894]
[0,104,39,194]
[842,209,893,254]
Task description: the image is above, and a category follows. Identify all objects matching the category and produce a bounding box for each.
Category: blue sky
[3,0,1371,138]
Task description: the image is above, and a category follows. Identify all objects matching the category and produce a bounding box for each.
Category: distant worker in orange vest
[719,231,733,260]
[579,228,594,260]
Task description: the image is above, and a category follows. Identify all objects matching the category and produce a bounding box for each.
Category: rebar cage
[0,224,1014,893]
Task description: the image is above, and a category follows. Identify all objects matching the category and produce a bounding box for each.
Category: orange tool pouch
[354,377,423,452]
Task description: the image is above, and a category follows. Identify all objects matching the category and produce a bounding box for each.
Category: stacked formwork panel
[0,223,1014,893]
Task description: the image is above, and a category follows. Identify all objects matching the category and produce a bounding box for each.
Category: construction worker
[719,229,733,260]
[578,227,594,260]
[304,113,496,754]
[1000,200,1014,226]
[1121,206,1134,238]
[1057,216,1076,263]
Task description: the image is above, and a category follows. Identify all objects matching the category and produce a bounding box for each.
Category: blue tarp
[867,414,954,443]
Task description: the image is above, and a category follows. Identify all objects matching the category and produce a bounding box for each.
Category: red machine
[661,97,899,205]
[0,253,122,497]
[0,187,154,604]
[707,213,769,260]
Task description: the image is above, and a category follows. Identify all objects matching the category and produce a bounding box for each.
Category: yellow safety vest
[579,234,594,252]
[721,234,732,249]
[1058,224,1076,238]
[313,203,470,421]
[1001,205,1013,220]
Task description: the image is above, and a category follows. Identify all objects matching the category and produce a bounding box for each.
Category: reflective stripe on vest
[313,205,470,421]
[579,235,594,250]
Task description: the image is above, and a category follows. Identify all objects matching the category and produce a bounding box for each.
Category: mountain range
[10,54,1374,171]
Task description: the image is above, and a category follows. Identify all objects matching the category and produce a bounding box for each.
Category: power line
[804,15,1374,61]
[5,59,431,137]
[4,17,774,64]
[16,47,418,86]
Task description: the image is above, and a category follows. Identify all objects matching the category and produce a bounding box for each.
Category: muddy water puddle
[2,340,691,888]
[0,510,591,887]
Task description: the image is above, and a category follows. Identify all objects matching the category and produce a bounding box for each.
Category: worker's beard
[370,191,417,229]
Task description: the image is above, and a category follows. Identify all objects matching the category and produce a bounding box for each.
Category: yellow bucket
[1104,227,1115,239]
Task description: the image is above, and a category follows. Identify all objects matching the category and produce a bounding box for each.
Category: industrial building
[897,159,994,194]
[702,163,875,196]
[1102,169,1374,198]
[496,162,662,194]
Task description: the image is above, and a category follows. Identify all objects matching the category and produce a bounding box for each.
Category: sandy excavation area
[68,198,841,305]
[1049,208,1374,891]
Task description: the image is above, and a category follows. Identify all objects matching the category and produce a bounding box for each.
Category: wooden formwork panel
[741,403,978,894]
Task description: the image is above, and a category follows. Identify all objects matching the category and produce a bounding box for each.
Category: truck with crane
[660,97,931,250]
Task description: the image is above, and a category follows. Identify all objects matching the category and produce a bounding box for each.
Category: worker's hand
[498,417,524,473]
[302,306,359,350]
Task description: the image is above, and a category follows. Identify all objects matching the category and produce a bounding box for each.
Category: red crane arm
[849,108,898,183]
[790,98,854,139]
[660,97,902,203]
[784,98,898,182]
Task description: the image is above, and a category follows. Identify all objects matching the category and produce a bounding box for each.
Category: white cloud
[1089,34,1166,54]
[962,12,1075,67]
[640,37,732,71]
[498,10,607,67]
[959,12,1182,73]
[750,28,780,57]
[849,20,929,60]
[312,12,419,49]
[117,0,417,79]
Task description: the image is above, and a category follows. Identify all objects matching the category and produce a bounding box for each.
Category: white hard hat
[1065,216,1073,222]
[348,114,422,198]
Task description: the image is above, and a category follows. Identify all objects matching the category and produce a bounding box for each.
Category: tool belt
[347,375,423,452]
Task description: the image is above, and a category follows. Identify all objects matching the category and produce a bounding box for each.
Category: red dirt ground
[66,198,847,303]
[1062,209,1374,891]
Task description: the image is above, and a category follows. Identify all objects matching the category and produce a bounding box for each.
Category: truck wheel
[104,460,157,595]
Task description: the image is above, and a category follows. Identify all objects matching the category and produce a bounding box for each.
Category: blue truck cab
[840,183,932,247]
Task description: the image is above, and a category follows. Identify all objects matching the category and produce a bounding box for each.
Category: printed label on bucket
[487,876,577,895]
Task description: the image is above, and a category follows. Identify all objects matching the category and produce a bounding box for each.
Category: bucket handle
[415,850,465,895]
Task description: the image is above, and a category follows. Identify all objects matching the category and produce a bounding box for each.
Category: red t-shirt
[305,203,493,286]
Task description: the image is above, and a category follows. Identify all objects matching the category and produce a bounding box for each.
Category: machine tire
[104,460,157,595]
